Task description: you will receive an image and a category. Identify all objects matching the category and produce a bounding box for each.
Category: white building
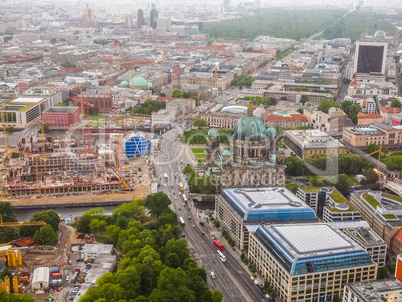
[32,267,50,291]
[151,109,176,125]
[80,244,113,259]
[344,95,377,113]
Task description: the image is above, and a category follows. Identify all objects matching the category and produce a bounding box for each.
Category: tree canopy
[236,96,271,106]
[129,100,166,115]
[193,119,208,127]
[231,75,254,87]
[391,99,402,108]
[144,192,172,217]
[34,225,58,246]
[317,99,341,114]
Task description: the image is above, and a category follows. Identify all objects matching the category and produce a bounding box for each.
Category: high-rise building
[353,41,387,75]
[137,9,145,28]
[150,8,158,29]
[223,0,230,12]
[83,4,92,20]
[124,15,133,27]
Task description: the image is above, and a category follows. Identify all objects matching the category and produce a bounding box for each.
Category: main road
[152,127,267,302]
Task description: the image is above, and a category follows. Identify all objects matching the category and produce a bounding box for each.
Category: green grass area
[95,235,109,243]
[383,193,402,203]
[383,214,398,220]
[18,103,37,112]
[331,189,348,204]
[285,183,299,195]
[56,103,69,107]
[301,187,320,192]
[363,194,381,209]
[348,229,365,243]
[191,147,205,153]
[347,175,360,186]
[194,154,206,159]
[84,114,107,121]
[87,121,104,128]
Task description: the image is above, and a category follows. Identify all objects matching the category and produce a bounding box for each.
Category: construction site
[0,116,154,202]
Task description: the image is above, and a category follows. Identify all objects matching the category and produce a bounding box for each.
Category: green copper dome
[222,149,231,156]
[278,147,285,154]
[208,128,218,137]
[231,115,267,141]
[267,127,277,136]
[120,80,129,86]
[129,76,149,87]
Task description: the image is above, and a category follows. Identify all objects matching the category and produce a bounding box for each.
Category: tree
[317,98,341,114]
[6,126,14,134]
[335,174,352,196]
[341,100,352,115]
[385,155,402,171]
[231,75,254,87]
[43,122,50,133]
[171,89,184,98]
[0,202,17,222]
[193,119,208,127]
[159,92,166,97]
[342,78,351,84]
[2,227,19,243]
[144,192,172,217]
[391,99,402,108]
[361,168,378,185]
[0,291,35,301]
[50,38,57,44]
[211,289,223,302]
[62,61,73,67]
[333,295,341,302]
[348,103,362,124]
[183,165,194,175]
[377,266,388,279]
[300,95,308,105]
[285,156,307,176]
[297,108,304,114]
[33,225,58,246]
[31,210,61,231]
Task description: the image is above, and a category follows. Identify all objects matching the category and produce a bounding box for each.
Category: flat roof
[254,223,373,275]
[273,224,353,254]
[11,97,44,104]
[220,187,317,223]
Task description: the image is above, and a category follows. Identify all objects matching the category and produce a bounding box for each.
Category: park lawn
[383,193,402,203]
[87,122,104,128]
[363,194,381,209]
[194,154,206,159]
[94,235,109,243]
[347,175,360,186]
[84,114,107,121]
[191,147,206,153]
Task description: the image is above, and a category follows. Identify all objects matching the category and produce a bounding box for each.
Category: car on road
[188,216,191,220]
[210,272,216,279]
[66,276,70,281]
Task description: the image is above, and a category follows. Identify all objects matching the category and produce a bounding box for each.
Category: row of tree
[366,144,402,171]
[183,165,216,194]
[127,100,166,115]
[236,96,271,106]
[181,129,231,145]
[76,194,222,302]
[231,75,254,88]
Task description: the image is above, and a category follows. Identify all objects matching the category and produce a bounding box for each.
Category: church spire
[247,97,253,116]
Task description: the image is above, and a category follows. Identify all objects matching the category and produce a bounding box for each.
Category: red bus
[214,240,224,251]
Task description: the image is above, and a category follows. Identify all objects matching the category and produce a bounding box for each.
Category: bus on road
[214,240,224,251]
[179,217,185,227]
[216,250,226,263]
[179,182,184,191]
[182,194,188,204]
[164,173,168,180]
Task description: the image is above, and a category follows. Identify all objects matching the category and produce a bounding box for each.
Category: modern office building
[283,129,346,158]
[350,192,402,250]
[215,187,318,250]
[296,187,329,217]
[353,42,387,75]
[137,9,145,28]
[248,223,377,302]
[322,188,362,223]
[150,9,158,29]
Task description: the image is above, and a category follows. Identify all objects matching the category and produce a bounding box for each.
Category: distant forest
[318,11,401,41]
[203,9,401,42]
[203,9,346,41]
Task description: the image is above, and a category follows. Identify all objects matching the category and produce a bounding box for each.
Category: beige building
[357,112,383,126]
[248,223,377,302]
[179,73,232,91]
[342,122,402,149]
[311,107,346,134]
[344,279,402,302]
[283,129,346,158]
[350,192,402,250]
[264,112,308,129]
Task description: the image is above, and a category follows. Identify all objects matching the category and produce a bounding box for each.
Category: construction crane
[0,214,46,227]
[266,55,276,71]
[209,66,218,89]
[67,95,95,153]
[365,146,382,175]
[105,161,133,191]
[285,61,301,75]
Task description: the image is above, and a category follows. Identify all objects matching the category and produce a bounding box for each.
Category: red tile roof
[394,228,402,246]
[381,107,402,114]
[265,113,307,122]
[357,112,383,119]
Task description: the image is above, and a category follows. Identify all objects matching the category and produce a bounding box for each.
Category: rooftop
[43,106,79,114]
[254,223,373,275]
[220,187,317,223]
[346,279,402,301]
[11,97,44,104]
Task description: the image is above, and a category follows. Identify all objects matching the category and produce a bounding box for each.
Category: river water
[14,201,215,222]
[14,205,119,221]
